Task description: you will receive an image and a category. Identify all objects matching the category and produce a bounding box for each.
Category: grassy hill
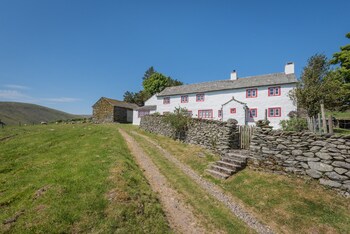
[0,102,83,125]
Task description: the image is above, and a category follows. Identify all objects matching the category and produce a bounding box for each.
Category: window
[198,110,213,119]
[196,93,205,102]
[268,86,281,96]
[181,95,188,103]
[268,107,281,117]
[138,110,150,118]
[246,88,258,98]
[186,110,193,117]
[218,110,222,117]
[163,97,170,104]
[230,108,236,114]
[249,108,257,118]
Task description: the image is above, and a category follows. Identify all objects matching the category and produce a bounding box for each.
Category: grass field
[126,125,350,234]
[0,124,169,233]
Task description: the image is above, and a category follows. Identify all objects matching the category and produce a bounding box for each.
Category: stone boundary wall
[249,127,350,192]
[140,115,239,154]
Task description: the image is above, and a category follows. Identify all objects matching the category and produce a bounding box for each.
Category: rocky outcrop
[249,127,350,193]
[140,116,239,155]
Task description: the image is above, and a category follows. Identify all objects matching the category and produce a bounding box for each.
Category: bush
[280,118,308,132]
[256,119,270,128]
[163,107,191,140]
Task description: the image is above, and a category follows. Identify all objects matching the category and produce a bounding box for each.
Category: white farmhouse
[133,63,297,129]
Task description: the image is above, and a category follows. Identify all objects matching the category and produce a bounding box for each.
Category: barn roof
[157,73,297,97]
[93,97,139,109]
[136,105,157,111]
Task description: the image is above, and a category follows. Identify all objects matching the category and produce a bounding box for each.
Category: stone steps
[207,151,248,179]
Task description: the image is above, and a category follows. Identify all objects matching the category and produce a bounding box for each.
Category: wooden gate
[238,125,255,149]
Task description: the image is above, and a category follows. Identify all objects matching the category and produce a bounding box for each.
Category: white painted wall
[133,84,296,129]
[132,94,158,125]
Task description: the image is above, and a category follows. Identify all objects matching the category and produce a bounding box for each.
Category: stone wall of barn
[92,99,114,123]
[249,127,350,192]
[140,115,239,154]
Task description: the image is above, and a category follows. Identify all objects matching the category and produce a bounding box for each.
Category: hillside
[0,102,83,125]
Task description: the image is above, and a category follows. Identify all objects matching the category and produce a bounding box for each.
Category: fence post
[321,103,327,134]
[317,113,322,134]
[328,115,334,135]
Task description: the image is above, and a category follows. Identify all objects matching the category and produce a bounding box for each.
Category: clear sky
[0,0,349,114]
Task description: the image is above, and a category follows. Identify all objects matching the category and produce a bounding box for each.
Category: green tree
[289,54,345,117]
[143,66,156,80]
[143,72,183,95]
[330,32,350,109]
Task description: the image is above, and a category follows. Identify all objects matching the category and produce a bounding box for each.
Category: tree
[289,54,345,117]
[123,90,150,106]
[142,72,184,96]
[329,32,350,110]
[330,32,350,83]
[143,66,156,80]
[142,73,169,95]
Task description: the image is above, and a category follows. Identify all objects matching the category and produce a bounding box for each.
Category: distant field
[0,124,169,233]
[0,102,84,125]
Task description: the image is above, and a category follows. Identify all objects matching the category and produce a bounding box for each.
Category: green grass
[326,110,350,120]
[121,126,253,233]
[0,124,170,233]
[129,125,350,234]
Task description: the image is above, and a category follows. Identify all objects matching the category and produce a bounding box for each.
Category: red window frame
[268,107,281,117]
[181,95,188,103]
[163,97,170,104]
[249,108,257,118]
[186,110,193,117]
[230,108,236,114]
[196,93,205,102]
[138,110,150,118]
[218,110,222,117]
[268,86,281,96]
[198,109,213,119]
[246,88,258,98]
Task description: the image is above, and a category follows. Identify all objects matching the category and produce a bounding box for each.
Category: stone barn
[92,97,138,123]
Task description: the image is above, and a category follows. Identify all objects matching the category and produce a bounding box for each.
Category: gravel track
[119,129,207,234]
[132,130,275,234]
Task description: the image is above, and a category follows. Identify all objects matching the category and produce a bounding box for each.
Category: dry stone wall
[249,127,350,193]
[140,115,239,155]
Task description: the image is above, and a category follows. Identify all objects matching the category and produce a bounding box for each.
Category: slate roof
[158,73,298,97]
[93,97,139,109]
[136,105,157,111]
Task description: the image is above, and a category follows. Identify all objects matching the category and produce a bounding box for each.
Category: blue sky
[0,0,349,114]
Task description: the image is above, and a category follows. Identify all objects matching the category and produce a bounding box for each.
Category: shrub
[280,118,308,132]
[256,119,270,128]
[163,107,191,140]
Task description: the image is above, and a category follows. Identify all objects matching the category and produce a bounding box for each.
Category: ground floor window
[218,110,222,118]
[138,110,150,118]
[249,108,257,118]
[198,109,213,119]
[268,107,281,117]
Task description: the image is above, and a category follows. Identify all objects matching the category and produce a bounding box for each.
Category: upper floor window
[230,108,236,114]
[268,107,281,117]
[268,86,281,96]
[138,110,150,118]
[163,97,170,104]
[246,88,258,98]
[198,109,213,119]
[249,108,257,118]
[196,93,205,102]
[181,95,188,103]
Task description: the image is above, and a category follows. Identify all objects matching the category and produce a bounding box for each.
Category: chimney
[230,70,237,80]
[285,62,294,74]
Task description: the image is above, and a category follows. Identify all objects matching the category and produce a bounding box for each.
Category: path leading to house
[118,129,206,234]
[131,130,274,234]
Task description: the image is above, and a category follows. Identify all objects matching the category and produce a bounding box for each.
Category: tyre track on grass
[119,129,206,234]
[131,130,275,234]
